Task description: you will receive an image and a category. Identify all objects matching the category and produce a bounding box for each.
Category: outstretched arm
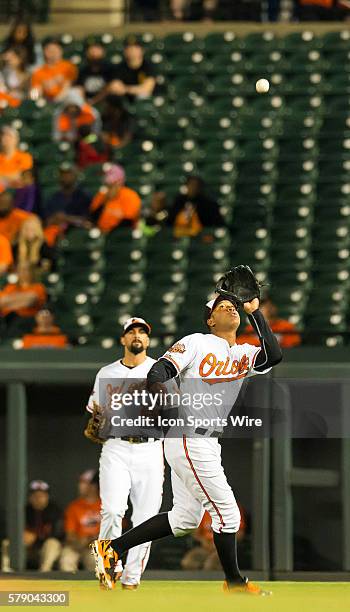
[244,299,283,372]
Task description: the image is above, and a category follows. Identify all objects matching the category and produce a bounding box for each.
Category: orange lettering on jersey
[199,353,217,377]
[214,360,226,376]
[199,353,250,380]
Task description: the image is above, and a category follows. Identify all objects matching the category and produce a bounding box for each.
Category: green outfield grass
[0,580,349,611]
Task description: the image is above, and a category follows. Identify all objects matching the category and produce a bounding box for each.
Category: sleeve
[143,60,155,77]
[0,236,13,267]
[30,68,41,89]
[89,192,105,213]
[244,309,283,375]
[22,152,33,171]
[86,371,100,413]
[67,62,78,82]
[161,334,199,375]
[125,191,141,221]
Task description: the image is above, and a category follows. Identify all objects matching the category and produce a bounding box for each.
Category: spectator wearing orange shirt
[0,190,35,243]
[21,309,69,349]
[0,126,33,188]
[31,39,77,103]
[53,90,101,144]
[237,297,301,349]
[0,262,47,319]
[0,234,13,276]
[59,470,101,572]
[90,164,141,233]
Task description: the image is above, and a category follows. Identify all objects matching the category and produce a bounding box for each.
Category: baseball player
[86,317,164,590]
[91,294,282,595]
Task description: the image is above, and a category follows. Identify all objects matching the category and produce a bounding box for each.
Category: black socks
[213,531,245,585]
[110,512,172,556]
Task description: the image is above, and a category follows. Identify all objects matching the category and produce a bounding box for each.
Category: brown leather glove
[84,401,106,444]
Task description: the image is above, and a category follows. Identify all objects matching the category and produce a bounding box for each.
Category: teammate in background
[92,295,282,594]
[86,318,164,590]
[237,296,301,349]
[59,470,100,572]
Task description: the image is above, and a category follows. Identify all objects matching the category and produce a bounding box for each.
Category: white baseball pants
[99,438,164,586]
[165,436,241,535]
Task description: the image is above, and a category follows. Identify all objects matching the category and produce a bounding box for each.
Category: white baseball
[256,78,270,94]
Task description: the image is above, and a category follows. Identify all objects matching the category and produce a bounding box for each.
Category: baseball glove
[84,401,106,444]
[215,265,261,305]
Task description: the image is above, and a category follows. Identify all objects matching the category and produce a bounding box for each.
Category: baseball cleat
[121,584,138,591]
[90,539,119,590]
[223,577,272,596]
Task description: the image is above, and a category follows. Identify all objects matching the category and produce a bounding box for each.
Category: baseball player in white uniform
[91,296,282,594]
[87,317,164,590]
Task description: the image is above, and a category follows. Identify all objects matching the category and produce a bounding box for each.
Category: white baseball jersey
[86,356,156,413]
[162,333,270,434]
[86,355,164,586]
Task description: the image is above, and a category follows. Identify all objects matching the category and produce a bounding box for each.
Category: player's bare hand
[243,298,259,314]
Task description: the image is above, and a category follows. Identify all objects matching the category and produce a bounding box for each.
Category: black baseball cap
[204,295,239,328]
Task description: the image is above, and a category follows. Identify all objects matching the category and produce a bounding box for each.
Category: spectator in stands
[0,126,33,188]
[25,480,63,570]
[294,0,339,19]
[169,0,190,19]
[3,19,40,67]
[31,39,77,103]
[76,125,109,168]
[140,191,168,236]
[1,480,63,572]
[21,309,69,349]
[53,90,101,144]
[237,296,302,348]
[0,262,47,321]
[45,163,91,219]
[168,176,224,237]
[1,47,30,101]
[0,190,36,243]
[109,36,156,101]
[100,94,134,149]
[14,169,41,214]
[14,216,55,273]
[59,470,100,572]
[181,508,247,570]
[76,42,112,104]
[0,234,13,276]
[90,164,141,233]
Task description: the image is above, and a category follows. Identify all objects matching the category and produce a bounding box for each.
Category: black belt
[121,436,158,444]
[195,428,222,438]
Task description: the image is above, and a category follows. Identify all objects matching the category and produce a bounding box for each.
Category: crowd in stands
[1,471,101,572]
[0,18,302,348]
[1,474,249,572]
[133,0,350,21]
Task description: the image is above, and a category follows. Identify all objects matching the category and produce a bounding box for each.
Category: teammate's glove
[84,401,106,444]
[215,265,261,305]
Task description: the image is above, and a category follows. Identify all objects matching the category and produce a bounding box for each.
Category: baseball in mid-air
[256,78,270,94]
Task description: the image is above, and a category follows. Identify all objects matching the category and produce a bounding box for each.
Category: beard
[129,341,144,355]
